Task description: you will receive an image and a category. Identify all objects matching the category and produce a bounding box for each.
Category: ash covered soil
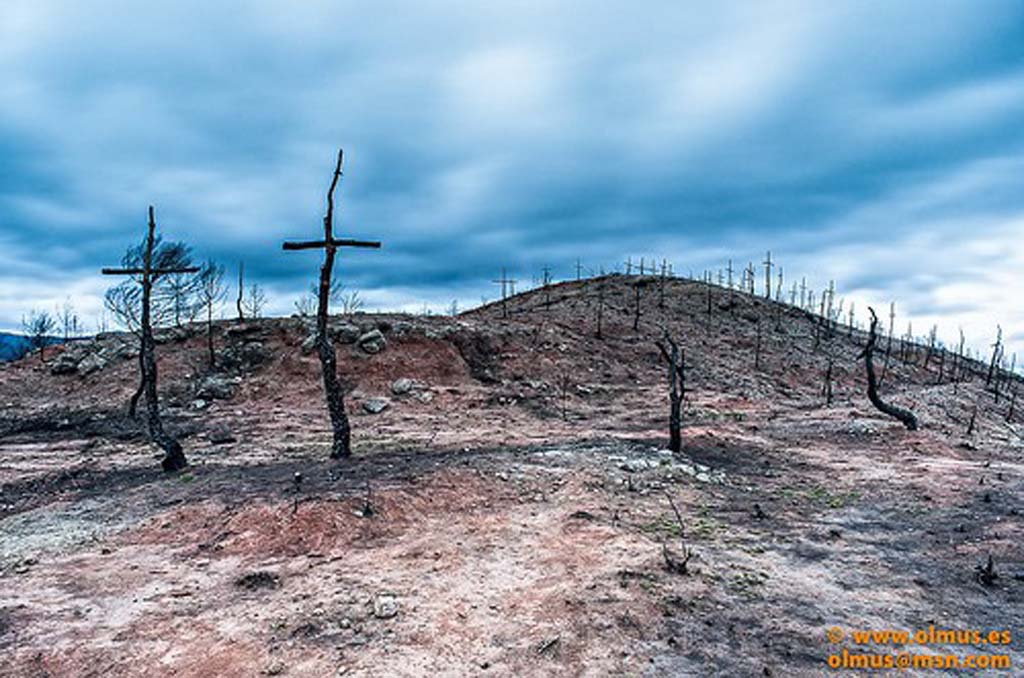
[0,275,1022,677]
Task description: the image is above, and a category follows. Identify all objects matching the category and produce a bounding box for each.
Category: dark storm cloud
[2,1,1024,354]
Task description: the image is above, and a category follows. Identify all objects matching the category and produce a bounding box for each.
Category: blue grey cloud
[1,1,1023,357]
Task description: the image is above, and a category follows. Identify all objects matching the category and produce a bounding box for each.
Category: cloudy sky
[2,1,1023,358]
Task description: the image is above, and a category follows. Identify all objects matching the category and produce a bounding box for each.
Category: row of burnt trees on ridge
[490,250,1019,446]
[491,251,1018,392]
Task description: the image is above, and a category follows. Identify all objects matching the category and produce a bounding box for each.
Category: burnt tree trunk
[632,282,642,332]
[207,306,216,368]
[141,208,188,472]
[862,307,918,431]
[823,356,834,407]
[656,330,685,453]
[128,368,144,418]
[236,262,245,322]
[318,151,352,459]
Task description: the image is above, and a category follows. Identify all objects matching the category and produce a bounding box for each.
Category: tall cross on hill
[282,149,381,459]
[102,206,199,473]
[492,267,517,319]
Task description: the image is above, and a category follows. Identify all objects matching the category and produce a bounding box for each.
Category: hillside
[1,274,1021,676]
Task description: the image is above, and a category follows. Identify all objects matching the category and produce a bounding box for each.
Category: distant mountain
[0,332,31,361]
[0,332,65,362]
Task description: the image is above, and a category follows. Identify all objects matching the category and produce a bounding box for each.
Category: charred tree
[754,319,762,370]
[492,269,515,320]
[655,329,686,453]
[986,326,1003,387]
[21,310,56,363]
[861,307,918,431]
[198,260,226,367]
[102,206,198,472]
[823,355,834,407]
[632,280,645,332]
[282,149,381,459]
[236,261,245,322]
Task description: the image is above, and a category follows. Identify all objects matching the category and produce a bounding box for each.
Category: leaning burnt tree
[655,329,686,453]
[860,307,918,431]
[102,206,199,472]
[283,149,381,459]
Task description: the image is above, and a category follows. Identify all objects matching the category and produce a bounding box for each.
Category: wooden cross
[726,259,734,289]
[492,267,517,319]
[541,266,553,310]
[763,251,772,299]
[575,258,583,281]
[281,149,381,459]
[102,206,198,473]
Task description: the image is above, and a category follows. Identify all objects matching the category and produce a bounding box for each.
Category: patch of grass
[729,570,770,600]
[692,517,718,539]
[827,490,861,509]
[178,473,195,484]
[806,486,829,502]
[803,485,861,509]
[642,514,684,538]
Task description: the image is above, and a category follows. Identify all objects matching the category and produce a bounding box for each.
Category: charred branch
[861,307,918,431]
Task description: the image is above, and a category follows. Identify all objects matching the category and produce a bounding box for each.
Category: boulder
[390,378,416,395]
[110,342,138,360]
[362,397,390,414]
[196,375,237,400]
[357,329,386,354]
[49,353,80,375]
[226,323,265,338]
[77,353,108,376]
[220,341,269,370]
[329,322,362,344]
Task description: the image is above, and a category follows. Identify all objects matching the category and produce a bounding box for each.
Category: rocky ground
[1,275,1022,677]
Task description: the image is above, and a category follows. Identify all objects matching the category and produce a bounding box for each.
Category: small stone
[262,661,286,676]
[391,378,416,395]
[208,425,236,445]
[362,398,390,414]
[373,594,399,619]
[196,375,237,400]
[300,334,317,355]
